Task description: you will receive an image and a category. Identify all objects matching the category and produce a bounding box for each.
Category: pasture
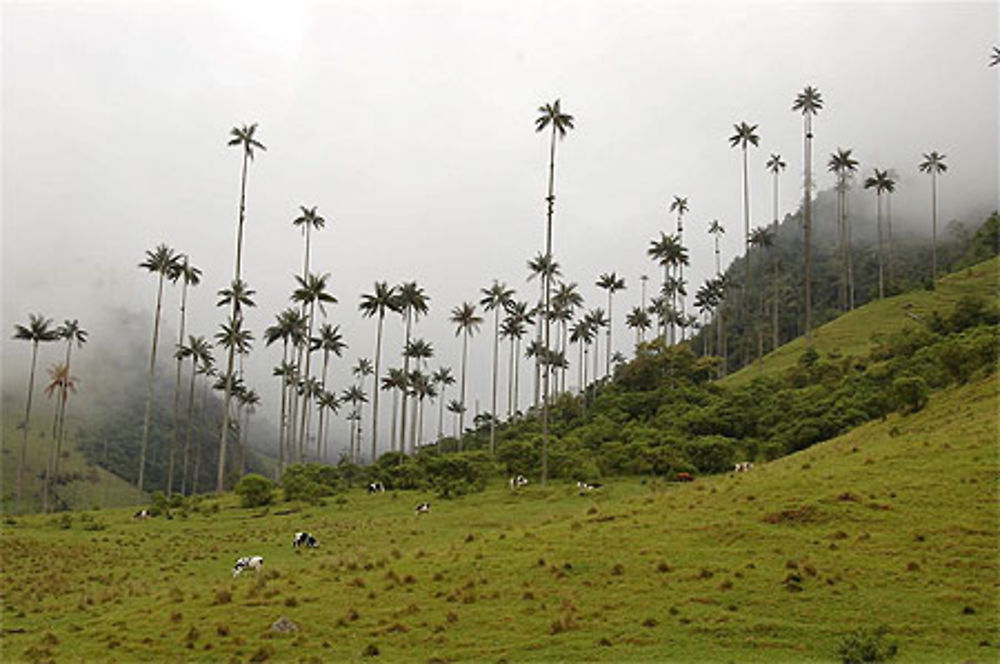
[1,376,997,662]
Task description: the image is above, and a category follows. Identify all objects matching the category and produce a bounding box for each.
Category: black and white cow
[577,481,602,492]
[415,502,431,515]
[367,482,386,494]
[733,462,755,473]
[509,474,529,490]
[133,509,150,520]
[232,555,264,577]
[293,531,318,549]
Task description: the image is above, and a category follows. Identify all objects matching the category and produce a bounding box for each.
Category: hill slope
[1,375,996,662]
[723,255,1000,388]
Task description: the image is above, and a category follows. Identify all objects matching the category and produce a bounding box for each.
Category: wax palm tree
[341,385,368,462]
[792,86,823,338]
[827,148,860,311]
[432,367,456,440]
[237,388,260,477]
[380,368,408,454]
[311,323,347,457]
[42,362,76,511]
[918,151,948,284]
[535,98,574,486]
[864,168,894,299]
[407,370,436,450]
[137,244,179,493]
[669,196,689,336]
[584,308,609,383]
[693,284,715,356]
[191,360,215,493]
[707,220,725,276]
[550,282,581,393]
[51,319,87,488]
[176,335,211,493]
[316,390,340,462]
[748,227,776,360]
[215,277,257,488]
[167,256,201,495]
[359,281,399,462]
[480,281,515,453]
[446,400,465,439]
[351,357,373,458]
[292,205,326,278]
[729,121,760,358]
[569,317,595,396]
[218,122,265,494]
[264,308,306,470]
[625,306,652,348]
[765,155,786,345]
[292,272,337,459]
[403,340,434,450]
[501,301,532,417]
[395,281,429,454]
[596,272,626,375]
[449,302,482,445]
[526,252,560,408]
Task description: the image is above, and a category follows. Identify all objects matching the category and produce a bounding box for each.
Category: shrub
[892,376,929,414]
[836,626,898,663]
[149,491,170,518]
[420,450,494,498]
[235,474,276,508]
[281,464,342,503]
[683,436,735,474]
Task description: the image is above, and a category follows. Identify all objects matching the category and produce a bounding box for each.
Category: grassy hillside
[0,415,144,514]
[723,256,1000,388]
[2,374,996,662]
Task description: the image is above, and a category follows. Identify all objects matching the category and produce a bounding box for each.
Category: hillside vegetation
[1,372,996,662]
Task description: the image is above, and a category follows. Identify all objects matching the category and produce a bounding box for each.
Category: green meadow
[2,371,997,662]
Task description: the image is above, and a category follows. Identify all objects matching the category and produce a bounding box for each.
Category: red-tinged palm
[51,319,87,494]
[596,272,626,376]
[480,281,515,454]
[918,151,948,283]
[450,302,482,445]
[177,335,211,494]
[137,244,180,493]
[792,86,823,337]
[395,281,429,454]
[360,281,399,461]
[292,205,326,278]
[41,361,76,511]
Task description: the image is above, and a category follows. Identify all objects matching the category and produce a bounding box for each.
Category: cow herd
[132,470,756,578]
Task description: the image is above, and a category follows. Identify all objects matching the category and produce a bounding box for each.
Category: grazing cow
[367,482,386,494]
[734,462,755,473]
[415,502,431,515]
[292,531,318,549]
[577,481,602,492]
[133,509,150,520]
[509,475,529,490]
[232,556,264,577]
[676,472,694,482]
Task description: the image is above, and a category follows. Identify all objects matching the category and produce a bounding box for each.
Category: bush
[420,450,494,498]
[683,436,736,474]
[149,491,171,518]
[892,376,929,414]
[281,464,341,503]
[235,474,276,508]
[836,626,898,663]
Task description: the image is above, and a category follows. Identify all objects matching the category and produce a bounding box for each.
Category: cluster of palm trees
[11,315,87,512]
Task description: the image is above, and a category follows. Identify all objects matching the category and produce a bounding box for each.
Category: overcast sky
[3,1,997,454]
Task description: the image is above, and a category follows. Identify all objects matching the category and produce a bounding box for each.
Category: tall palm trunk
[605,291,613,377]
[218,149,250,494]
[438,384,448,440]
[371,313,385,462]
[458,330,469,448]
[489,307,500,455]
[16,340,42,508]
[507,337,516,418]
[390,389,399,453]
[541,124,557,487]
[771,169,781,349]
[277,342,288,477]
[513,337,522,416]
[741,143,752,364]
[876,192,885,299]
[168,279,190,495]
[298,302,317,460]
[802,113,814,339]
[846,192,855,309]
[49,338,77,508]
[886,191,895,286]
[192,375,210,495]
[181,357,198,494]
[399,312,413,453]
[930,171,939,283]
[139,270,167,493]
